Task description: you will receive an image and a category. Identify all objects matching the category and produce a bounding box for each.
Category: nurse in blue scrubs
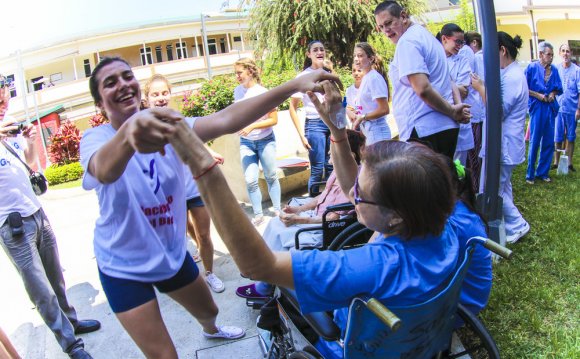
[524,41,563,183]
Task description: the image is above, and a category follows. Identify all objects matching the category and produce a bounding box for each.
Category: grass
[481,150,580,358]
[49,178,82,190]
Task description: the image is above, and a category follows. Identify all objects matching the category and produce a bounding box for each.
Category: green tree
[455,0,476,32]
[248,0,428,69]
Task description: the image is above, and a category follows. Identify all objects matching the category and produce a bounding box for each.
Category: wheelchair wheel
[449,304,500,359]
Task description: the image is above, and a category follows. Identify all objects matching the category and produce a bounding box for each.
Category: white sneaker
[205,272,225,293]
[506,222,530,244]
[203,325,245,340]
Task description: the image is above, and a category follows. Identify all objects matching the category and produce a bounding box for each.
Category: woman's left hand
[352,114,365,130]
[294,69,343,95]
[237,125,253,137]
[279,212,301,227]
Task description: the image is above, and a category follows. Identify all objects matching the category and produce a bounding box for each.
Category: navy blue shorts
[99,253,199,313]
[186,196,205,209]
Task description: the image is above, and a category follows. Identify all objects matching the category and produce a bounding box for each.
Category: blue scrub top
[525,61,563,116]
[556,62,580,114]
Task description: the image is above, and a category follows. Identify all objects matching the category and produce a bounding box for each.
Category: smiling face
[560,44,572,65]
[351,64,364,87]
[307,42,326,69]
[353,47,373,73]
[146,80,171,108]
[94,61,141,126]
[442,31,465,56]
[375,9,409,44]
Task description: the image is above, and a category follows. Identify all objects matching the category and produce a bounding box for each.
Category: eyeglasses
[353,172,379,206]
[453,38,466,46]
[0,78,12,89]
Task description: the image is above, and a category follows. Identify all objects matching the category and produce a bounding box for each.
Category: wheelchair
[251,231,512,359]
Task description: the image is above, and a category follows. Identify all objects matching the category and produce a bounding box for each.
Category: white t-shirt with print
[0,129,41,225]
[291,67,325,119]
[234,84,274,141]
[389,23,457,141]
[80,121,192,281]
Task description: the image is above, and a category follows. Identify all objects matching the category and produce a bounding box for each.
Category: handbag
[1,140,48,195]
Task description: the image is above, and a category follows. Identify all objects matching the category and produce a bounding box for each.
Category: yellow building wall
[537,19,580,63]
[100,46,142,68]
[497,24,533,63]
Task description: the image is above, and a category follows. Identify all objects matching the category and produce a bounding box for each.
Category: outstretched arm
[168,120,294,287]
[193,70,341,143]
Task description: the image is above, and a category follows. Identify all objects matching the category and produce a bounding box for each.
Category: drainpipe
[475,0,505,245]
[201,14,212,79]
[530,9,538,60]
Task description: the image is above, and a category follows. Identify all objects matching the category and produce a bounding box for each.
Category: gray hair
[538,41,553,53]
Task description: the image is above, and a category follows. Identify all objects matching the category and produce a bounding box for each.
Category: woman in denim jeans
[234,58,281,225]
[290,40,333,193]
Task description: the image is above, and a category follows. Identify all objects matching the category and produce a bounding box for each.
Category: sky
[4,0,234,58]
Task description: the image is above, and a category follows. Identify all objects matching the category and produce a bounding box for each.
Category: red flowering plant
[88,113,109,128]
[47,121,82,166]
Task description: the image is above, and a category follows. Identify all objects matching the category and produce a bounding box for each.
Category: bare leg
[188,207,214,273]
[0,327,20,359]
[116,299,177,359]
[566,141,574,165]
[166,275,219,334]
[554,142,562,166]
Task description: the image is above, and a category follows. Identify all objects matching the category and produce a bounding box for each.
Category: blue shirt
[292,222,459,353]
[525,61,563,116]
[556,62,580,114]
[449,201,492,315]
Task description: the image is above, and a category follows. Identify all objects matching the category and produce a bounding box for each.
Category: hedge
[44,162,84,185]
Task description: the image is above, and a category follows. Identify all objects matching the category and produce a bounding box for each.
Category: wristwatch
[362,114,367,121]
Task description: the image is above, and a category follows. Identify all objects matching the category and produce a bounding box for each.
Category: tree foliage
[248,0,428,69]
[455,0,476,33]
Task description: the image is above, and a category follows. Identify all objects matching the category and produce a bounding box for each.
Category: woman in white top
[289,40,333,193]
[143,74,226,293]
[233,58,280,225]
[79,56,339,358]
[437,23,474,166]
[345,63,364,127]
[351,42,391,145]
[471,32,530,244]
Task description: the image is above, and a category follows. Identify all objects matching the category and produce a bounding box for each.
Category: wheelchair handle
[366,298,401,332]
[325,202,355,212]
[483,238,513,259]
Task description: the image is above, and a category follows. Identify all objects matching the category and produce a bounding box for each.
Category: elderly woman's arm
[168,120,295,287]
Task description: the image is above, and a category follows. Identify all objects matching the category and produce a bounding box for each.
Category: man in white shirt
[0,75,100,359]
[374,1,471,158]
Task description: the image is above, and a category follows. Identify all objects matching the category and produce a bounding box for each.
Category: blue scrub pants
[305,119,333,192]
[526,106,556,181]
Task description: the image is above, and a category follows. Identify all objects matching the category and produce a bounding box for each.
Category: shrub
[89,113,109,128]
[44,162,84,185]
[181,75,238,117]
[48,121,82,166]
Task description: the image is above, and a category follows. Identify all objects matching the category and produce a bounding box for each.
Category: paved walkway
[0,185,293,358]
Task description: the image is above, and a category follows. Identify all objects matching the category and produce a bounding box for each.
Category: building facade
[1,11,252,126]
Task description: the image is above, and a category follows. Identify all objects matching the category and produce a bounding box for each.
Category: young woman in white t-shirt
[233,58,280,225]
[345,63,364,127]
[352,42,391,145]
[80,56,340,358]
[143,74,226,294]
[289,40,333,193]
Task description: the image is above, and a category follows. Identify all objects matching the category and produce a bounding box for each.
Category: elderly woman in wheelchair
[166,79,509,358]
[236,130,364,300]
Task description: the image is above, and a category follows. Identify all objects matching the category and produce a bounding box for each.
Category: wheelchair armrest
[309,181,327,197]
[325,202,355,213]
[279,287,341,342]
[295,226,323,249]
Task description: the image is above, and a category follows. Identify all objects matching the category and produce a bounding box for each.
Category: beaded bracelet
[193,159,220,180]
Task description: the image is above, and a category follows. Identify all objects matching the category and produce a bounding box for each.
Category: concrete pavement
[0,185,290,358]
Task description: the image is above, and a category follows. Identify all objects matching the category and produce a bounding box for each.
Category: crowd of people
[1,0,578,358]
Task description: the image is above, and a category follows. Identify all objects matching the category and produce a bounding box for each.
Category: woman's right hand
[283,205,301,214]
[125,108,183,155]
[307,80,345,137]
[300,135,312,150]
[292,69,343,95]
